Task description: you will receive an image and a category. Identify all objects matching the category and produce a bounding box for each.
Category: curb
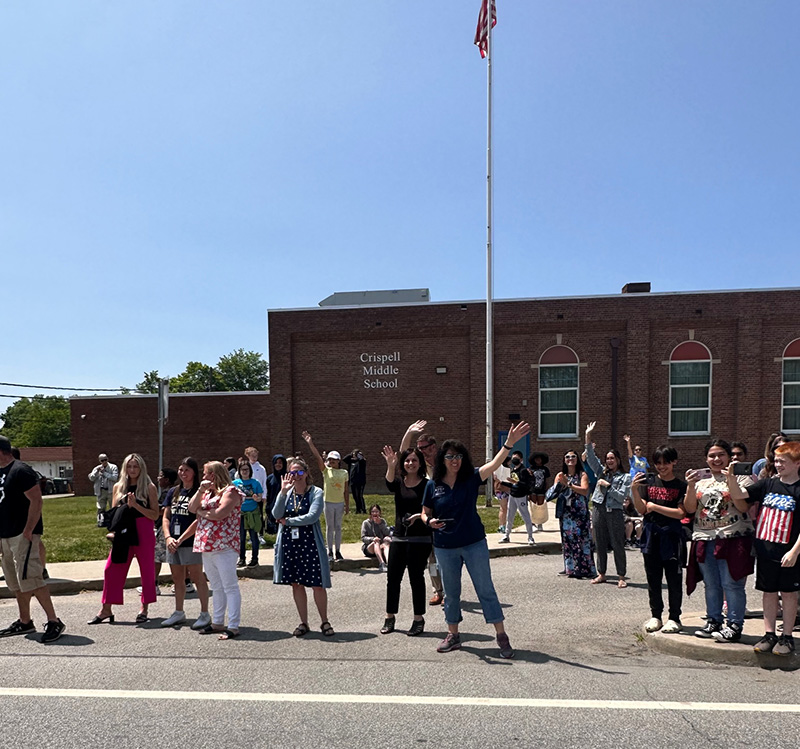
[644,618,800,670]
[1,539,562,598]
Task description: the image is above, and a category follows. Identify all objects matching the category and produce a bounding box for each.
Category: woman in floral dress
[552,450,596,579]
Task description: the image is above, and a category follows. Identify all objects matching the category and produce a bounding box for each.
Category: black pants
[386,541,432,617]
[592,506,626,577]
[352,484,366,514]
[643,552,682,621]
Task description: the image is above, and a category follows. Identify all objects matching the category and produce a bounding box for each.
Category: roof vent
[621,282,651,294]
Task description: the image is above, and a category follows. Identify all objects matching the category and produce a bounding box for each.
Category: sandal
[293,623,310,637]
[320,621,335,637]
[591,575,606,585]
[199,624,221,635]
[135,612,149,623]
[380,617,396,635]
[218,629,239,640]
[618,577,628,588]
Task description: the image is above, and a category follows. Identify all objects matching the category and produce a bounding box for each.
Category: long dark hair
[561,451,585,477]
[399,447,427,480]
[433,440,475,482]
[178,456,201,494]
[601,448,626,477]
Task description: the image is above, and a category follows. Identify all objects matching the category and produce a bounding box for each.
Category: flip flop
[618,578,628,589]
[135,613,149,623]
[218,629,239,640]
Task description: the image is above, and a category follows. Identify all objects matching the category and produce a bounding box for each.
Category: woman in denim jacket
[585,422,632,588]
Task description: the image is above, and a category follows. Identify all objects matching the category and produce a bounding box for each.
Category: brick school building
[71,285,800,495]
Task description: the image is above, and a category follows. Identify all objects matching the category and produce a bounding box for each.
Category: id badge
[291,527,300,540]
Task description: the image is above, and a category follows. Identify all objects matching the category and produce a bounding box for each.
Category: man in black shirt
[0,435,65,643]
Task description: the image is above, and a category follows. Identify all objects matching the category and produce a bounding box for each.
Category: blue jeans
[239,518,260,561]
[434,538,504,626]
[698,551,747,625]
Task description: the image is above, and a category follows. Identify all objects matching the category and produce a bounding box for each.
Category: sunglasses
[565,455,578,460]
[444,454,463,461]
[417,443,435,450]
[287,470,306,477]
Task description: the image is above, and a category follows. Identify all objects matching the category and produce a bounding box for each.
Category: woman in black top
[380,445,432,636]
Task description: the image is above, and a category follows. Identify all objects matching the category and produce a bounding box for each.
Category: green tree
[216,349,270,391]
[134,370,161,394]
[0,395,71,447]
[170,362,222,393]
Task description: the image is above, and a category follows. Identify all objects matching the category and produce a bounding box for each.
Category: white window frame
[538,352,579,439]
[668,344,712,437]
[782,354,800,434]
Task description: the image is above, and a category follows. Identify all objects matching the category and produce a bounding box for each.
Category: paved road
[0,551,798,748]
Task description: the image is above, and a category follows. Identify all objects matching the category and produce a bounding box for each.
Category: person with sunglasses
[420,420,531,658]
[272,457,334,637]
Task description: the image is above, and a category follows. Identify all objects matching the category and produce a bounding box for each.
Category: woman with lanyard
[584,421,631,588]
[272,457,334,637]
[421,421,530,658]
[234,458,264,568]
[89,453,159,625]
[160,457,211,629]
[547,449,595,580]
[380,445,432,636]
[188,461,243,640]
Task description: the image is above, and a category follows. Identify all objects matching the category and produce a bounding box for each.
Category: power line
[0,382,130,392]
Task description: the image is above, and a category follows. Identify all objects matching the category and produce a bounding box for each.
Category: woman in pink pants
[89,453,160,624]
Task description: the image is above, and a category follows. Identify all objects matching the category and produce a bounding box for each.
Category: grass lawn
[42,495,506,563]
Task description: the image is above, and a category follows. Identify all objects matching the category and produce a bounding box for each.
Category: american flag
[474,0,497,59]
[756,492,795,545]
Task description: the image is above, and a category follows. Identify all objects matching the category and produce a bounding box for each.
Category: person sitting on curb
[361,504,392,571]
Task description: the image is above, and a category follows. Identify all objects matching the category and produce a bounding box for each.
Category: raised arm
[301,431,326,473]
[400,420,427,453]
[583,422,603,476]
[623,434,634,460]
[478,422,531,481]
[382,445,398,483]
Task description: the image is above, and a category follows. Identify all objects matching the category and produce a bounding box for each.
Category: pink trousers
[102,516,158,606]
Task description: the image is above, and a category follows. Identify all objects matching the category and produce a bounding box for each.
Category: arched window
[669,341,712,436]
[538,346,579,438]
[782,339,800,433]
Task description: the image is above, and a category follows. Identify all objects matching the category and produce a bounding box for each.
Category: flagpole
[485,2,494,466]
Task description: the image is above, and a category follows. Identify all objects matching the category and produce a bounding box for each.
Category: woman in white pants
[189,461,243,640]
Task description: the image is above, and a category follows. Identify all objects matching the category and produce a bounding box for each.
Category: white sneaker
[644,617,663,633]
[137,585,161,596]
[661,619,682,634]
[191,611,212,630]
[184,582,196,595]
[161,610,187,627]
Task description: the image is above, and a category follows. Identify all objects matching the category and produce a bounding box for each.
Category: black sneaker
[497,632,514,659]
[236,558,246,568]
[773,634,795,657]
[695,619,722,639]
[335,551,344,561]
[0,619,36,638]
[712,622,743,643]
[753,632,779,654]
[41,619,66,644]
[246,559,259,568]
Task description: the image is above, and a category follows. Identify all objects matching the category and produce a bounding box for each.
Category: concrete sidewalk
[1,519,563,599]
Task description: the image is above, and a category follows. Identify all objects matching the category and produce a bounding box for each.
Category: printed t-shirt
[692,475,753,540]
[746,478,800,562]
[168,486,199,547]
[629,455,650,479]
[234,478,263,513]
[423,468,486,549]
[531,466,551,494]
[0,460,42,538]
[322,467,348,504]
[643,477,687,528]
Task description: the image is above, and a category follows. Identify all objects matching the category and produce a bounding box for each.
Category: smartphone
[733,461,754,476]
[693,468,713,481]
[645,473,658,487]
[436,518,455,524]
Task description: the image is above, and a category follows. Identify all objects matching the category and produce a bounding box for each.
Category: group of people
[520,424,800,657]
[3,424,799,660]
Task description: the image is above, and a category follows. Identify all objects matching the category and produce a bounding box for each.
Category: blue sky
[1,1,798,414]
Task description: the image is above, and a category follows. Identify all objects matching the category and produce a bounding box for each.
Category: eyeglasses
[287,470,306,477]
[565,455,577,460]
[417,443,435,450]
[443,454,463,461]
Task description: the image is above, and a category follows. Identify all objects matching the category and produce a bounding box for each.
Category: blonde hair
[115,453,153,502]
[204,460,232,493]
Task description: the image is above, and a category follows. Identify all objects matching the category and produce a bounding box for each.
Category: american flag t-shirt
[756,492,795,545]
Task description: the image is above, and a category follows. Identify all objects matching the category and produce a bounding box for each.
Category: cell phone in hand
[645,474,657,487]
[437,518,455,524]
[693,468,713,480]
[732,462,754,476]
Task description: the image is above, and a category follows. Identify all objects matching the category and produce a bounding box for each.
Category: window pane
[670,409,708,433]
[540,412,576,436]
[784,360,800,383]
[670,362,710,385]
[783,408,800,431]
[671,386,709,408]
[541,389,577,412]
[540,366,578,389]
[785,384,800,407]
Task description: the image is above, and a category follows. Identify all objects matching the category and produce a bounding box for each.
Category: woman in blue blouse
[584,421,632,588]
[421,421,530,659]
